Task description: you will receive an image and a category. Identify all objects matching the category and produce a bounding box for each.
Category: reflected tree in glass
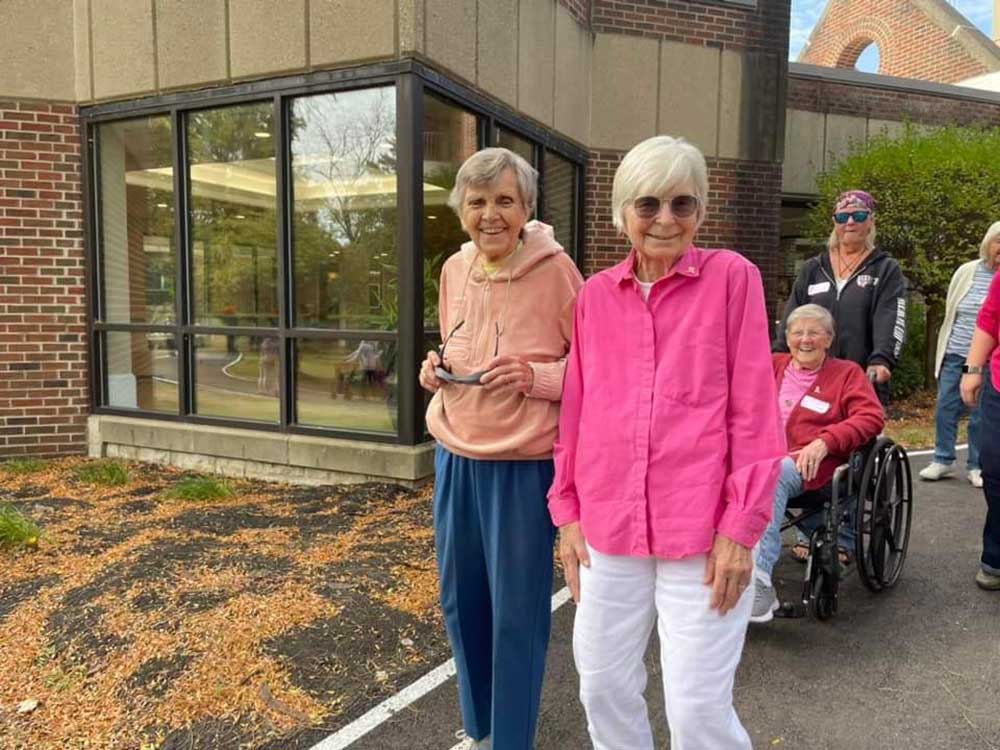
[188,104,278,327]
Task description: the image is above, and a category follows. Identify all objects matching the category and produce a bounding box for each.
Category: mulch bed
[0,459,448,750]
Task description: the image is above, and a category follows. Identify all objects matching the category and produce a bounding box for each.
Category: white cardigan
[935,259,982,377]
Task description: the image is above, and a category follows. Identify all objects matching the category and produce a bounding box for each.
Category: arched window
[855,42,881,73]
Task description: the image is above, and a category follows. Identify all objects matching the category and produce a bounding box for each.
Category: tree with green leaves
[805,123,1000,385]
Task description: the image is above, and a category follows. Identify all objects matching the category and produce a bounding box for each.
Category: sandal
[791,542,810,563]
[837,546,853,567]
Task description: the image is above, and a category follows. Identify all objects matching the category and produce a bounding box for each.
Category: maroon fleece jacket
[773,353,885,490]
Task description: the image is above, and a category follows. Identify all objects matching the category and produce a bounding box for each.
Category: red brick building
[799,0,1000,84]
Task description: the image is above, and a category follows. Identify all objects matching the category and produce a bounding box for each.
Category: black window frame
[82,59,587,446]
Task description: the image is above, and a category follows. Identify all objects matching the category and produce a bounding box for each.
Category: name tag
[800,395,831,414]
[807,281,831,296]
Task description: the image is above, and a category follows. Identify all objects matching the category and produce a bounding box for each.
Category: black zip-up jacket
[773,249,907,372]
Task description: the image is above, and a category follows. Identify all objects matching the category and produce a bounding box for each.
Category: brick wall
[584,149,783,309]
[788,70,1000,126]
[799,0,997,84]
[0,100,88,458]
[592,0,791,54]
[558,0,590,26]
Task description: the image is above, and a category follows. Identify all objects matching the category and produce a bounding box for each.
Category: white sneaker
[749,580,779,623]
[919,462,955,481]
[454,733,491,749]
[969,470,984,488]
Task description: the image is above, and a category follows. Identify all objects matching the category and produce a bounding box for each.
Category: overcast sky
[790,0,994,72]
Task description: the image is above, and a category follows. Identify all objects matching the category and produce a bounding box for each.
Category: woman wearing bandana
[774,190,907,407]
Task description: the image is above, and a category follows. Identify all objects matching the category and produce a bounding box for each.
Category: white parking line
[908,443,966,457]
[310,587,573,750]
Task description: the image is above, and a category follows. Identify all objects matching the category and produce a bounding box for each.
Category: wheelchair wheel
[855,438,913,592]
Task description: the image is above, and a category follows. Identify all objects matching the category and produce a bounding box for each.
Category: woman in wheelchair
[751,303,884,622]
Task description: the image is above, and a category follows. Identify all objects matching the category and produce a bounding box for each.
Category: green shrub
[1,458,47,475]
[0,504,41,550]
[891,299,928,401]
[166,477,234,502]
[73,460,131,486]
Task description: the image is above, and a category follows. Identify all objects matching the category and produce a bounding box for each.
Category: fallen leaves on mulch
[0,458,445,750]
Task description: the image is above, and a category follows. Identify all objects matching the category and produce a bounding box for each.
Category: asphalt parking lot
[332,449,1000,750]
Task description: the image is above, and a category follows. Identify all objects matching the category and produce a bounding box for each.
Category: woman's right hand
[558,521,590,604]
[419,350,443,393]
[961,372,983,407]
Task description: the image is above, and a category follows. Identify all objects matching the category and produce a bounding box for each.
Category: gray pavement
[347,450,1000,750]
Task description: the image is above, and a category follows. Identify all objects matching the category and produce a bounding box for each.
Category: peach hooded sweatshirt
[426,221,583,460]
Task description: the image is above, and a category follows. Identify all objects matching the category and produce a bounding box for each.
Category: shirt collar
[612,246,702,286]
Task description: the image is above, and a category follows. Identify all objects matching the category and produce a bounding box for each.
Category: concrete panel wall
[590,34,659,150]
[477,0,518,107]
[517,0,556,126]
[554,4,591,145]
[73,0,93,101]
[824,113,868,170]
[311,0,396,66]
[91,0,157,99]
[0,0,76,100]
[425,0,477,86]
[718,50,746,159]
[659,40,719,157]
[229,0,307,78]
[156,0,228,90]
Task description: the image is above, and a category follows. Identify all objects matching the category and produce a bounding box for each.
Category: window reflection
[542,151,577,260]
[99,116,175,324]
[422,94,481,332]
[193,334,280,422]
[291,88,398,331]
[497,127,535,167]
[188,104,278,327]
[295,338,394,433]
[105,331,178,412]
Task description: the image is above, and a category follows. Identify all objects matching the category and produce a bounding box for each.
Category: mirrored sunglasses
[833,210,870,224]
[633,194,699,220]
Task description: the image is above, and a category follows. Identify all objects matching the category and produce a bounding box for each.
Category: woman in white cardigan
[922,222,1000,487]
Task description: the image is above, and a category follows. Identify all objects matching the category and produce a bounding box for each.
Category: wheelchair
[775,436,914,620]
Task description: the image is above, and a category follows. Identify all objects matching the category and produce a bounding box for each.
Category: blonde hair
[828,199,876,254]
[611,135,708,232]
[979,221,1000,265]
[448,147,538,217]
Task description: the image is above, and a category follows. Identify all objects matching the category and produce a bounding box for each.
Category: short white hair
[979,221,1000,264]
[611,136,708,233]
[447,147,538,217]
[786,303,835,337]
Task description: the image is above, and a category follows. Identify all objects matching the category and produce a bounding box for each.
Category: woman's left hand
[867,364,892,383]
[479,355,534,393]
[704,534,753,616]
[793,438,829,482]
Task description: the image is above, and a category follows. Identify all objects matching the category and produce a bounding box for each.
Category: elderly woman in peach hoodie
[419,147,583,750]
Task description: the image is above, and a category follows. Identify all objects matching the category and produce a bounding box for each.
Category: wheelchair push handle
[865,366,879,384]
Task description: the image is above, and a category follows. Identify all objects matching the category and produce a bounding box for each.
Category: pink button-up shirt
[547,247,785,558]
[976,271,1000,391]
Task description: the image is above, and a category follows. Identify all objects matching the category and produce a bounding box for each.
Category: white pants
[573,546,753,750]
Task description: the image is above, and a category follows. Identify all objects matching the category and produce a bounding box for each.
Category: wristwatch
[962,364,984,374]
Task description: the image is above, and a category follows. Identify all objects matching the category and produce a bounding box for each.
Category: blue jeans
[756,457,802,579]
[979,377,1000,575]
[433,446,556,749]
[934,352,986,470]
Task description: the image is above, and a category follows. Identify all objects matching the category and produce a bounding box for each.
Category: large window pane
[496,127,535,166]
[99,116,175,324]
[189,104,278,327]
[290,88,397,331]
[193,334,279,422]
[422,94,481,332]
[105,331,178,412]
[294,338,394,433]
[542,150,577,260]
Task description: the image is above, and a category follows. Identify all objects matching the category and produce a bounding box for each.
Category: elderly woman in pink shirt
[549,135,785,749]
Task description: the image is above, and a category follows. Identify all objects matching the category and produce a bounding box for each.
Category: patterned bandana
[834,190,876,213]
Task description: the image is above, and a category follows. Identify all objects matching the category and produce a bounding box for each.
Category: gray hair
[611,135,708,232]
[979,221,1000,266]
[786,304,835,337]
[447,147,538,217]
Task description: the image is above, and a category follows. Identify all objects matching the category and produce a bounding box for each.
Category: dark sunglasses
[632,194,699,220]
[833,210,871,224]
[434,319,502,386]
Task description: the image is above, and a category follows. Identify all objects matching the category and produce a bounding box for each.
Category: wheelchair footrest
[773,600,806,619]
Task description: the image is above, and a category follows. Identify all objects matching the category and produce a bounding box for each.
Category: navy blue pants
[979,377,1000,574]
[433,446,556,749]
